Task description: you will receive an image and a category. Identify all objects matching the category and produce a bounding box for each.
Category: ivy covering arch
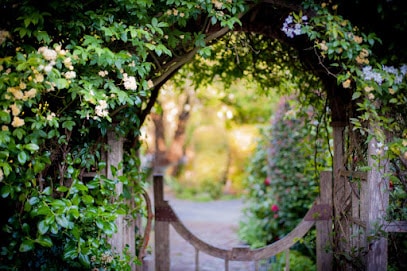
[0,0,406,270]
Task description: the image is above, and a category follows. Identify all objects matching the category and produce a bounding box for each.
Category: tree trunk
[151,95,191,176]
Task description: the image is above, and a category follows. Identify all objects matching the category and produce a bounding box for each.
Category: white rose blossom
[64,71,76,79]
[123,73,138,91]
[95,100,109,118]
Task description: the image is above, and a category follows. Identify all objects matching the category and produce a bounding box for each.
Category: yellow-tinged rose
[11,116,24,127]
[342,79,351,89]
[19,82,26,90]
[364,86,374,93]
[23,88,37,100]
[319,42,328,51]
[353,35,363,44]
[10,103,21,116]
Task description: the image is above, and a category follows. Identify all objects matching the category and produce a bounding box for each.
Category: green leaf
[50,199,67,208]
[86,179,100,189]
[68,207,80,219]
[38,220,50,235]
[95,220,116,235]
[55,78,69,89]
[62,120,76,131]
[13,128,26,140]
[42,186,52,195]
[25,143,39,152]
[1,185,11,198]
[73,181,88,191]
[37,205,52,216]
[56,215,69,228]
[78,253,90,267]
[82,195,94,204]
[151,17,158,27]
[18,151,28,164]
[19,239,35,252]
[121,32,128,42]
[352,91,361,100]
[56,185,69,192]
[67,165,74,174]
[28,196,40,206]
[22,223,30,234]
[63,243,77,259]
[35,235,53,247]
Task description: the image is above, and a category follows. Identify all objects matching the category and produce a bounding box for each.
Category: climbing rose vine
[0,0,246,269]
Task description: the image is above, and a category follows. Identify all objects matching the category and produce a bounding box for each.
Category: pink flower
[264,177,271,186]
[271,204,279,212]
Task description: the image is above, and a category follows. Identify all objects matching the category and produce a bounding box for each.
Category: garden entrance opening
[152,172,332,271]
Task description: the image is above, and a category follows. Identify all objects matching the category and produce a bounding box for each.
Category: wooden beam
[332,124,352,270]
[316,171,333,271]
[107,131,136,269]
[384,221,407,233]
[153,174,170,271]
[366,137,389,270]
[339,170,367,180]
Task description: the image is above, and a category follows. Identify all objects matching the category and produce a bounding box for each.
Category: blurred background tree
[141,72,280,200]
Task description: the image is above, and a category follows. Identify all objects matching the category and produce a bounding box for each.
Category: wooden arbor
[104,2,407,270]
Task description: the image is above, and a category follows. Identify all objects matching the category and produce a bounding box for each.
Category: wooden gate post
[366,137,389,270]
[153,174,170,271]
[107,130,136,270]
[317,171,333,271]
[331,122,352,270]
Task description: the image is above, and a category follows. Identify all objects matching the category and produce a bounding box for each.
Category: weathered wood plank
[350,176,366,259]
[366,137,389,271]
[153,175,170,271]
[317,171,333,271]
[384,221,407,233]
[348,217,367,228]
[339,170,367,180]
[332,124,352,270]
[107,131,136,269]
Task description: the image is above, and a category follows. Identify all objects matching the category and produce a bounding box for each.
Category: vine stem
[138,188,153,260]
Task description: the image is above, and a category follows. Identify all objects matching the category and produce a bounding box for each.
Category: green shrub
[239,95,331,262]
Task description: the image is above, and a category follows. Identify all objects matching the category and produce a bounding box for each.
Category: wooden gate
[152,172,333,271]
[136,124,407,271]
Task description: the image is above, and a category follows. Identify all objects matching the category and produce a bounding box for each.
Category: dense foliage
[239,95,331,249]
[1,0,407,269]
[240,1,407,269]
[0,0,246,269]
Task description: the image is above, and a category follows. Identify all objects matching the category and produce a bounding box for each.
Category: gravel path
[149,190,257,271]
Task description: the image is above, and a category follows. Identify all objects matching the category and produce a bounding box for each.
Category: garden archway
[141,2,398,271]
[1,1,406,270]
